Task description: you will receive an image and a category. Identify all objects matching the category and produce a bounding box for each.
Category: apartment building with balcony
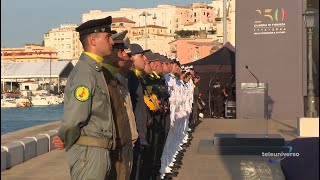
[44,24,83,60]
[82,3,217,35]
[209,0,236,45]
[111,17,136,35]
[131,25,168,37]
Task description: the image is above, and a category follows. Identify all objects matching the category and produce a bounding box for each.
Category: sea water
[1,104,64,135]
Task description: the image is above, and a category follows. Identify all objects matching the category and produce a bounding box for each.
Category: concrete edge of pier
[1,121,61,172]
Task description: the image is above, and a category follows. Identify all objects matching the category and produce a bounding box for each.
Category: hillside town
[1,0,236,108]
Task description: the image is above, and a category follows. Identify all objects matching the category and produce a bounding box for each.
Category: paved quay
[1,119,299,180]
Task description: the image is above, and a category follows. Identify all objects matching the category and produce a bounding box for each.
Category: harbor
[1,0,319,179]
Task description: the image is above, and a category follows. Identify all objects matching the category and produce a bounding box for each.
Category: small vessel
[31,95,50,106]
[16,98,32,108]
[1,98,17,108]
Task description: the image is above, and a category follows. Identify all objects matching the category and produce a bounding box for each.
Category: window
[194,12,196,17]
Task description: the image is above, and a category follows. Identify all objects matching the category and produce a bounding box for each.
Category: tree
[175,30,198,38]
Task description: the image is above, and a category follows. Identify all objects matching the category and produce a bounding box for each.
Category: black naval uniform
[212,81,224,118]
[144,71,169,179]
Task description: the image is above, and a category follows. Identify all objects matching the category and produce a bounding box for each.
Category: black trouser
[213,96,224,117]
[138,111,165,180]
[163,111,170,140]
[151,111,165,179]
[130,141,144,180]
[192,102,199,125]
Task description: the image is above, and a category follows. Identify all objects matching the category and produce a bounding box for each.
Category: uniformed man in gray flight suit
[55,16,117,180]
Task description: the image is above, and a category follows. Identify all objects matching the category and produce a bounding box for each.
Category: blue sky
[1,0,211,48]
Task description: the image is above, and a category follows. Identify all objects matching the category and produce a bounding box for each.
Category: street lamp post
[1,52,4,92]
[49,51,52,92]
[303,7,318,117]
[140,11,151,49]
[223,0,228,44]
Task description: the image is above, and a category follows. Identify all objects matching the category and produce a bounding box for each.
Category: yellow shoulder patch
[74,86,90,102]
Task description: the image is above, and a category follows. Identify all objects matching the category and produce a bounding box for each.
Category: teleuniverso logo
[262,146,300,164]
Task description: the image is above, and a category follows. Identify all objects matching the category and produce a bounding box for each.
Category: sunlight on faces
[121,51,130,61]
[155,61,163,73]
[118,49,133,74]
[180,71,186,79]
[171,63,181,74]
[190,69,195,76]
[132,53,147,71]
[118,53,134,73]
[194,76,201,84]
[144,61,152,74]
[162,62,171,75]
[90,32,114,57]
[104,48,121,67]
[150,61,163,74]
[184,73,192,83]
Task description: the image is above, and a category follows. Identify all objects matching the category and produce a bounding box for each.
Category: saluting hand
[53,135,65,150]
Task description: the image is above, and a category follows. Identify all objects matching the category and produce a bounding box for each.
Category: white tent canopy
[1,60,72,79]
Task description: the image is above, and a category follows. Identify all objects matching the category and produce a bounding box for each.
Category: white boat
[16,97,32,108]
[45,96,60,105]
[31,95,50,106]
[1,98,17,108]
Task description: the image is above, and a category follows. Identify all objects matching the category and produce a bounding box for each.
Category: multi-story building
[1,44,58,62]
[111,17,136,35]
[82,3,218,55]
[228,0,236,46]
[131,25,168,37]
[131,33,175,55]
[209,0,235,46]
[169,37,222,64]
[44,24,83,60]
[82,3,217,35]
[129,25,174,54]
